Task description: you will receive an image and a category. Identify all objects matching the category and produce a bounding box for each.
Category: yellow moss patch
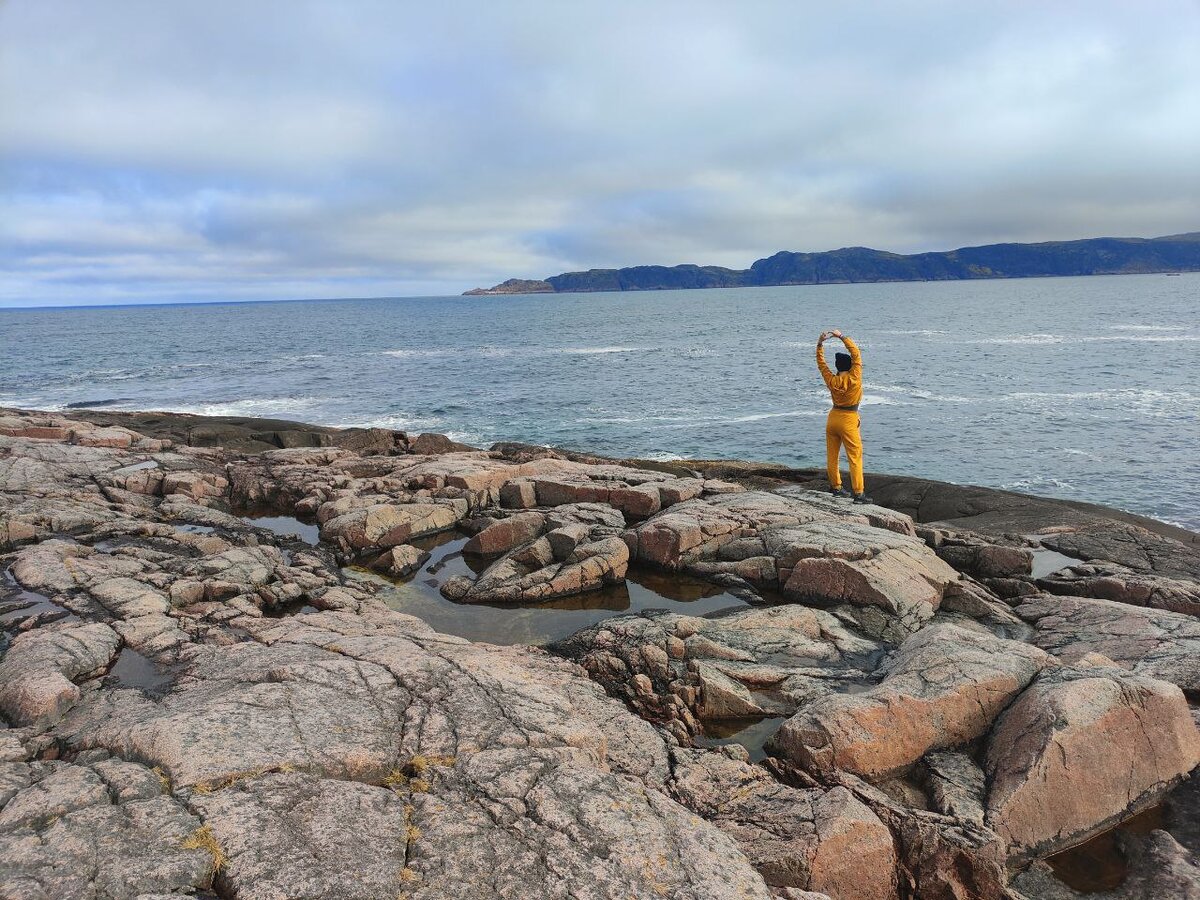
[152,766,171,792]
[181,824,227,875]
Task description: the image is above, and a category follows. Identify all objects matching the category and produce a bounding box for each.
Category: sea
[4,272,1198,530]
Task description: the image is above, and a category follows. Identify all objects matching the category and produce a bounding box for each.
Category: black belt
[832,404,859,411]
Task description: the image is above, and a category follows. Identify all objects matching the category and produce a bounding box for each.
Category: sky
[2,1,1199,307]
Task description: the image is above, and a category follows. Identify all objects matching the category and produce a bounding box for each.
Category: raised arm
[841,334,862,376]
[816,333,834,385]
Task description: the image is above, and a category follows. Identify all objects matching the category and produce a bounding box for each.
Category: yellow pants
[825,409,864,494]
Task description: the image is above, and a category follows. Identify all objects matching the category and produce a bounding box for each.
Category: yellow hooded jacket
[816,336,862,407]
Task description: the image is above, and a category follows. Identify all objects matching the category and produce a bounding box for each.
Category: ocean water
[3,273,1198,529]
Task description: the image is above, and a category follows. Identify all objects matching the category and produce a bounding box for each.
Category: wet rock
[769,624,1050,779]
[1012,829,1200,899]
[984,661,1200,862]
[1015,593,1200,692]
[936,540,1034,578]
[1040,523,1200,582]
[409,432,476,454]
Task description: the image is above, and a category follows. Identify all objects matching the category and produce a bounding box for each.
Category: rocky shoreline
[2,407,1198,899]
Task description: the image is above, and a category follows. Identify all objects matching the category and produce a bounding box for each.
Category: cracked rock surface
[2,408,1199,899]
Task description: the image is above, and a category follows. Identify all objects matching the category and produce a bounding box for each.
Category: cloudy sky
[2,1,1198,307]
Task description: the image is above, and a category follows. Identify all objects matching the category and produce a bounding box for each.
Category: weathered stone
[1015,593,1200,692]
[923,750,987,826]
[1038,562,1200,617]
[369,543,430,577]
[0,623,121,726]
[669,748,899,899]
[0,760,211,899]
[984,662,1200,861]
[320,501,461,551]
[463,510,545,555]
[445,532,629,604]
[770,624,1050,779]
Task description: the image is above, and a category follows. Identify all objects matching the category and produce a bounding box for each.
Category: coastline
[2,406,1199,899]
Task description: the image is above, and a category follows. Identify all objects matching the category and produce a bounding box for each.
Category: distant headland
[464,231,1200,294]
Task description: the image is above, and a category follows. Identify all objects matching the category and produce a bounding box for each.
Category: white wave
[445,430,485,445]
[859,395,904,406]
[557,346,651,355]
[728,409,822,423]
[640,451,685,462]
[864,383,975,403]
[166,397,327,418]
[1003,477,1075,492]
[0,396,56,410]
[1079,334,1200,343]
[880,329,949,336]
[964,333,1065,345]
[1108,324,1186,331]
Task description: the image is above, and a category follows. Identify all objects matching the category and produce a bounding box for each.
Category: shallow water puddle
[106,647,176,694]
[1,568,77,631]
[350,531,751,645]
[1044,802,1165,893]
[174,523,215,535]
[1025,533,1085,579]
[241,513,321,546]
[694,716,788,762]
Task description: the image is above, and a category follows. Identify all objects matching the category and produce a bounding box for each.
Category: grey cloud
[1,0,1198,306]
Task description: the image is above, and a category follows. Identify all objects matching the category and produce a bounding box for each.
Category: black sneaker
[831,486,852,498]
[852,493,874,505]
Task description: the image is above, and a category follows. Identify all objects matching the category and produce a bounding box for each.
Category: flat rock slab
[1038,563,1200,618]
[769,624,1050,780]
[1015,593,1200,692]
[985,660,1200,862]
[0,759,212,899]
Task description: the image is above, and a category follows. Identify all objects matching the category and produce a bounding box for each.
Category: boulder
[627,491,959,641]
[669,748,899,899]
[769,624,1050,779]
[369,544,430,577]
[0,623,121,725]
[984,661,1200,861]
[462,510,545,555]
[443,531,629,604]
[320,501,463,551]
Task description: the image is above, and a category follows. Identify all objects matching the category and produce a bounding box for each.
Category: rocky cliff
[464,231,1200,294]
[2,407,1198,899]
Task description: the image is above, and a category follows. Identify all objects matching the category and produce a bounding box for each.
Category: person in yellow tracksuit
[816,329,872,503]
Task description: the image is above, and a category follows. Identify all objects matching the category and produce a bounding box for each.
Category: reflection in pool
[241,513,321,546]
[1045,802,1165,893]
[693,716,788,762]
[348,530,751,646]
